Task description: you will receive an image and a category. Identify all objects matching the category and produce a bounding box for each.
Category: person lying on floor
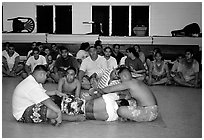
[50,66,128,122]
[12,65,85,127]
[98,66,158,122]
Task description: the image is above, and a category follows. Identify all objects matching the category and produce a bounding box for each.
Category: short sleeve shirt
[125,57,145,71]
[80,55,108,77]
[26,55,47,72]
[177,59,199,80]
[105,56,118,71]
[55,55,79,72]
[2,51,20,71]
[12,75,50,120]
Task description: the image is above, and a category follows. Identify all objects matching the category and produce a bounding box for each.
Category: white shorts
[102,93,119,121]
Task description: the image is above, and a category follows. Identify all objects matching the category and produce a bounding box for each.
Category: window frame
[35,4,72,34]
[92,3,150,36]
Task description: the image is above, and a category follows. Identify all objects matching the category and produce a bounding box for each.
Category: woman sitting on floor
[147,51,171,86]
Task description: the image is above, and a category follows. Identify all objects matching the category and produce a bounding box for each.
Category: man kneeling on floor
[98,66,159,122]
[12,65,85,126]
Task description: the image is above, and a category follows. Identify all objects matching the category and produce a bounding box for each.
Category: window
[92,6,109,36]
[37,5,53,33]
[36,5,72,34]
[112,6,129,36]
[131,6,149,36]
[92,5,149,36]
[55,5,72,34]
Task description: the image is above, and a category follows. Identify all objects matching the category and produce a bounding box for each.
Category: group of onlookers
[2,40,201,88]
[5,40,201,126]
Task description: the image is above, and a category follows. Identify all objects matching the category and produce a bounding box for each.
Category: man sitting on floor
[98,66,158,122]
[12,65,85,126]
[172,48,200,88]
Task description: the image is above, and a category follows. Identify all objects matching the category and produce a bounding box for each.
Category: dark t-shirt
[111,51,124,65]
[55,55,79,72]
[125,57,145,71]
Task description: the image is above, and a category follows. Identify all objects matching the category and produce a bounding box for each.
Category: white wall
[2,2,202,36]
[150,2,202,36]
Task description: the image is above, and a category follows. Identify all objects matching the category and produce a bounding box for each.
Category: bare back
[124,79,157,106]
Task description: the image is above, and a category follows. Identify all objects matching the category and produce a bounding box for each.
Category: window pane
[55,5,72,34]
[112,6,129,36]
[92,6,109,36]
[131,6,149,36]
[37,5,53,33]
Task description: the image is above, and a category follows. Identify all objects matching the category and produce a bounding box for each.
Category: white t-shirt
[104,56,118,71]
[80,55,108,77]
[12,75,50,120]
[2,51,20,71]
[26,55,47,72]
[119,56,127,65]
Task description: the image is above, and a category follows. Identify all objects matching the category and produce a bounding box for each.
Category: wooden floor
[2,76,202,138]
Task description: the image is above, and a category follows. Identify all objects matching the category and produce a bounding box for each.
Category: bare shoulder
[59,77,66,83]
[74,78,80,84]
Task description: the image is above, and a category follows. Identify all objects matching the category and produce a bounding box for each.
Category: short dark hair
[117,66,131,75]
[33,47,40,52]
[185,48,194,54]
[95,39,102,45]
[80,42,90,50]
[59,46,68,52]
[104,46,112,52]
[126,47,139,58]
[88,45,96,51]
[66,67,76,74]
[36,42,42,46]
[33,65,47,72]
[117,99,129,106]
[113,44,120,49]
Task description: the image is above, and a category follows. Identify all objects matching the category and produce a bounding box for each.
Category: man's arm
[57,78,64,92]
[101,82,129,94]
[75,79,81,98]
[78,70,85,82]
[46,90,66,97]
[41,98,62,126]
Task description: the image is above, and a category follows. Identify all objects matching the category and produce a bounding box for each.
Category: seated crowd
[2,40,201,126]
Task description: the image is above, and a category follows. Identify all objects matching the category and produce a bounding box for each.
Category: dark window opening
[37,5,53,33]
[112,6,129,36]
[92,6,109,36]
[55,6,72,34]
[131,6,149,36]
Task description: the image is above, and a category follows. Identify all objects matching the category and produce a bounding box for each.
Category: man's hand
[55,90,66,97]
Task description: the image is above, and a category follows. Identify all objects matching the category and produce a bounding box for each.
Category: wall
[2,2,202,36]
[150,2,202,36]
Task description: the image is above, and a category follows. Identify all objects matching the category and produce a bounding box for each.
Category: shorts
[128,105,158,122]
[85,99,95,120]
[61,95,85,115]
[18,103,48,123]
